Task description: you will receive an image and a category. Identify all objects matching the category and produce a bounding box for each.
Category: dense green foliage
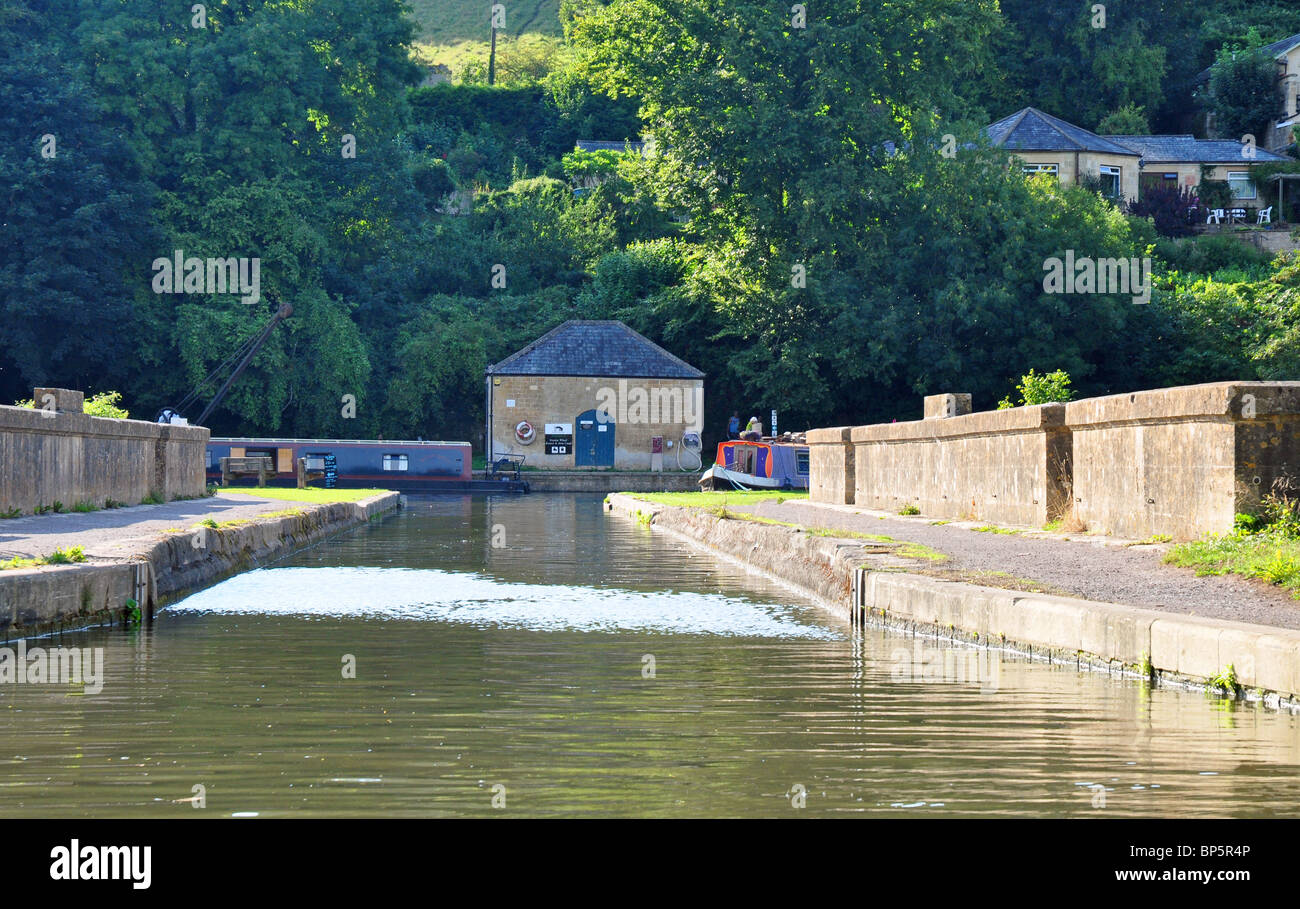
[997,370,1076,409]
[2,0,1298,452]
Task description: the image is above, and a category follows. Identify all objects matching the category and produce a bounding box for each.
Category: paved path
[742,500,1300,631]
[0,493,290,560]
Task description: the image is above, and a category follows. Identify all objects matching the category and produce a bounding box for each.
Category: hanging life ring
[514,420,536,444]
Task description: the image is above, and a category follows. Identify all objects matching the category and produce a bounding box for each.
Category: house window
[304,453,328,470]
[1023,163,1058,177]
[1228,172,1257,200]
[382,454,409,471]
[1099,165,1121,199]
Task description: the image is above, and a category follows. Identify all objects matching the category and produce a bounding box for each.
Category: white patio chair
[1206,208,1224,224]
[1230,207,1247,223]
[1258,206,1273,225]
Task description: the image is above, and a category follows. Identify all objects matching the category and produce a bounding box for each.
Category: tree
[1202,37,1281,143]
[0,1,154,402]
[1098,104,1152,135]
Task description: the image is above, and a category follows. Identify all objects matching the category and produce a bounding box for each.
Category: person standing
[727,412,740,439]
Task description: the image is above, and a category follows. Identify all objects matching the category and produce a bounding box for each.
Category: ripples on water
[1,494,1297,818]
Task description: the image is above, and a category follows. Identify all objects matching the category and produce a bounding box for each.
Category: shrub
[14,390,129,419]
[1126,185,1199,238]
[1154,233,1273,274]
[997,369,1074,409]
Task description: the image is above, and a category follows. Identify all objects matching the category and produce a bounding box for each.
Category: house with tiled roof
[985,107,1143,200]
[485,321,703,470]
[985,107,1290,208]
[1195,32,1300,153]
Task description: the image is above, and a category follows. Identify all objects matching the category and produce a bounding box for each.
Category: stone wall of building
[487,374,704,470]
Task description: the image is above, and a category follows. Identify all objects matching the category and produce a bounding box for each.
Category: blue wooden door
[575,408,615,467]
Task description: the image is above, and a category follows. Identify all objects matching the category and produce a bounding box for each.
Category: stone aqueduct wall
[810,381,1300,540]
[0,389,208,515]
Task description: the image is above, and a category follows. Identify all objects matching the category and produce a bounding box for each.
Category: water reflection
[0,494,1297,818]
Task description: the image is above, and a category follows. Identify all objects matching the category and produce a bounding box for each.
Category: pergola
[1266,173,1300,223]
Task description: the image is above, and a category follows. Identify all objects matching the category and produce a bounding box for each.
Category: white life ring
[514,420,536,444]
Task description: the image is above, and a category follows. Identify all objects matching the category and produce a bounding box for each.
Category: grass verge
[1165,532,1300,597]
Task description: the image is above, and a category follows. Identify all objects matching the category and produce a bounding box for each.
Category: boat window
[205,450,214,468]
[304,453,328,470]
[383,454,409,472]
[734,447,755,474]
[796,450,810,476]
[245,448,275,465]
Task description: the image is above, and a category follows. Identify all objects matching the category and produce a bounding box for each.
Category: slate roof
[1196,32,1300,82]
[486,320,704,379]
[1105,134,1291,163]
[985,108,1139,156]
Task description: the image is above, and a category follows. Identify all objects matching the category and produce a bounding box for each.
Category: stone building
[485,320,704,470]
[985,107,1290,206]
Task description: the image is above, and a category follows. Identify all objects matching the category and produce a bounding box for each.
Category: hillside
[406,0,562,42]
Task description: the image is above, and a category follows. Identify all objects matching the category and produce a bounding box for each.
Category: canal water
[3,494,1298,818]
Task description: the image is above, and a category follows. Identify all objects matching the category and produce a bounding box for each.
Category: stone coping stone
[0,404,209,443]
[1065,381,1300,427]
[849,402,1065,444]
[806,426,853,444]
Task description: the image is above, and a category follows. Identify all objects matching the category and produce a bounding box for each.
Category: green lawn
[221,488,392,504]
[1165,532,1300,597]
[622,491,810,507]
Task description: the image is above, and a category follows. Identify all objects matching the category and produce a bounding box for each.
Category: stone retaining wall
[0,401,208,515]
[849,404,1070,526]
[812,381,1300,538]
[807,427,854,505]
[607,494,1300,703]
[1066,382,1300,539]
[0,492,401,637]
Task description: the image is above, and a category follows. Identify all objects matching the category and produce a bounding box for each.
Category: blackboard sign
[544,433,572,455]
[322,453,338,488]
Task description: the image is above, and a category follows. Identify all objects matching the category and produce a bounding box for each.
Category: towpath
[735,499,1300,631]
[0,493,291,560]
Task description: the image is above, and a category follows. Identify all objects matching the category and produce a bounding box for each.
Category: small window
[1099,165,1121,199]
[796,450,810,476]
[1228,172,1257,200]
[304,453,328,470]
[1023,163,1058,177]
[383,454,409,471]
[205,450,214,468]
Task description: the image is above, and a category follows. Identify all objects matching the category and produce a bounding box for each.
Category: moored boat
[204,437,526,492]
[699,437,810,490]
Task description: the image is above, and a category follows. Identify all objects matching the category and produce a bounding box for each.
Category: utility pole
[488,6,498,86]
